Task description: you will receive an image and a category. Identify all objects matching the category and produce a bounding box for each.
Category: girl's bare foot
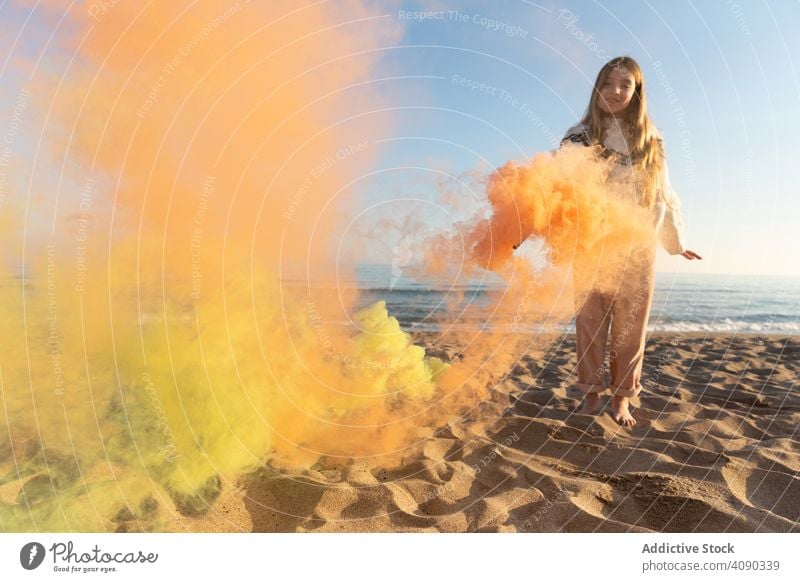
[611,395,636,427]
[579,392,603,414]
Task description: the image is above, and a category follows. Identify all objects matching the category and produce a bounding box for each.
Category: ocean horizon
[5,263,798,335]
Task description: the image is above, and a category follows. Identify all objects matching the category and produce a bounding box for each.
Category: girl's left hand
[681,249,702,260]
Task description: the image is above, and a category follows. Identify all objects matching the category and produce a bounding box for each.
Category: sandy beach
[155,332,799,533]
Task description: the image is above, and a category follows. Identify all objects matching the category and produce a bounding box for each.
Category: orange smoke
[429,145,656,279]
[419,144,659,402]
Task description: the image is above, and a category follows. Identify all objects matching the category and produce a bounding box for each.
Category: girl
[562,56,702,427]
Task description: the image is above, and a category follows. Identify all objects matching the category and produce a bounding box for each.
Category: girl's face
[598,67,636,116]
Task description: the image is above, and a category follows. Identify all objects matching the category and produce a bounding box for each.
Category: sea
[334,264,800,335]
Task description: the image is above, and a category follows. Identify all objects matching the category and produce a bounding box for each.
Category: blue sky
[356,0,800,277]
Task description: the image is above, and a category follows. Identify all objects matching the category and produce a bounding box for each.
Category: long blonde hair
[581,56,664,208]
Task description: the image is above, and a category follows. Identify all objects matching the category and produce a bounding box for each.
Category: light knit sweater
[561,117,687,255]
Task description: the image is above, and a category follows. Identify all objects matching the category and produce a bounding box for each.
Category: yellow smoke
[0,0,453,532]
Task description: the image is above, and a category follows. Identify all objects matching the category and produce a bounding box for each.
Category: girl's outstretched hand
[681,249,702,260]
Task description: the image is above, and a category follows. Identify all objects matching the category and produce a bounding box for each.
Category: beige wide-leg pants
[573,246,656,398]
